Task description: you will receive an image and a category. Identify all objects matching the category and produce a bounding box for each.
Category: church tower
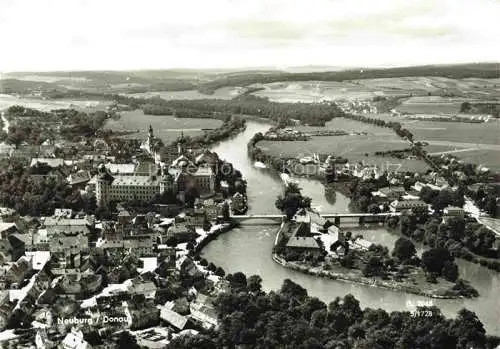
[177,131,185,155]
[147,125,154,152]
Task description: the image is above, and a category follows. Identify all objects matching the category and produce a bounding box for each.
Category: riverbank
[271,253,470,299]
[192,221,237,254]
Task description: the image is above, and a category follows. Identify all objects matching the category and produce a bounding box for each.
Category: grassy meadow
[104,109,223,143]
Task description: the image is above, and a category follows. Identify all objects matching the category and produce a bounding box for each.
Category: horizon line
[3,61,499,75]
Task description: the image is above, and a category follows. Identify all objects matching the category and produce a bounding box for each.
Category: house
[203,199,218,220]
[231,192,247,214]
[0,207,16,222]
[154,204,182,217]
[62,328,91,349]
[291,222,311,237]
[211,279,230,297]
[127,279,157,299]
[104,163,136,176]
[412,181,444,193]
[30,158,65,168]
[443,206,465,219]
[351,237,373,251]
[32,229,49,250]
[285,236,323,258]
[7,233,28,261]
[183,211,206,227]
[43,216,94,231]
[134,328,170,349]
[128,302,160,330]
[0,302,14,330]
[195,149,218,166]
[0,222,19,260]
[35,328,56,349]
[67,171,91,186]
[82,154,116,163]
[378,186,406,201]
[178,256,197,277]
[160,307,188,331]
[159,248,176,270]
[390,200,428,213]
[189,294,219,329]
[0,222,18,238]
[165,224,197,241]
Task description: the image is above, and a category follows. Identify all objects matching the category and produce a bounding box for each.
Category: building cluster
[0,126,245,347]
[282,209,375,261]
[28,126,220,209]
[337,99,378,115]
[0,198,232,347]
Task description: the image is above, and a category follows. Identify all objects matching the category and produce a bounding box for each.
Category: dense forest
[0,159,94,216]
[165,275,499,349]
[140,94,345,126]
[2,106,110,147]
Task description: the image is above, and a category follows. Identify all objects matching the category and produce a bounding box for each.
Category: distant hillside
[3,62,499,96]
[0,78,60,94]
[197,63,500,94]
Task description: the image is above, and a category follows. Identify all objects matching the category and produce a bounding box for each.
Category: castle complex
[93,126,217,208]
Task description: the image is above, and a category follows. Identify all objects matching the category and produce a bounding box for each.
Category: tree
[340,250,356,269]
[186,241,195,251]
[215,266,225,277]
[460,101,472,113]
[280,278,308,300]
[117,331,140,349]
[184,183,199,208]
[367,203,381,214]
[247,275,263,293]
[450,309,486,349]
[275,185,312,219]
[442,260,459,282]
[362,255,384,277]
[203,216,212,232]
[392,237,416,262]
[221,201,230,221]
[166,334,217,349]
[207,262,216,272]
[165,236,178,247]
[421,247,453,275]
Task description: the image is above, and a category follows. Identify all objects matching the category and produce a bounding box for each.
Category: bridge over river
[231,212,402,225]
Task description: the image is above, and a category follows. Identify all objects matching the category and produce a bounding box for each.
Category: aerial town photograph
[0,0,499,348]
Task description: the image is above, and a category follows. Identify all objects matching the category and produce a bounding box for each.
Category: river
[205,120,500,335]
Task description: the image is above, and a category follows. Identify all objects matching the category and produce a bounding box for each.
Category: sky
[0,0,499,72]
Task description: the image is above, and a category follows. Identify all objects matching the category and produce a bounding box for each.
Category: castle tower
[96,165,114,208]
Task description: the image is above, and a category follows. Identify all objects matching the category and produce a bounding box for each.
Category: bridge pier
[334,217,341,226]
[358,216,365,226]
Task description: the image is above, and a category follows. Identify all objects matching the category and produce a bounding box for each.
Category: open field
[294,117,395,136]
[251,76,500,103]
[402,119,500,145]
[0,93,112,112]
[396,96,473,114]
[125,87,242,100]
[104,109,223,143]
[257,133,429,172]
